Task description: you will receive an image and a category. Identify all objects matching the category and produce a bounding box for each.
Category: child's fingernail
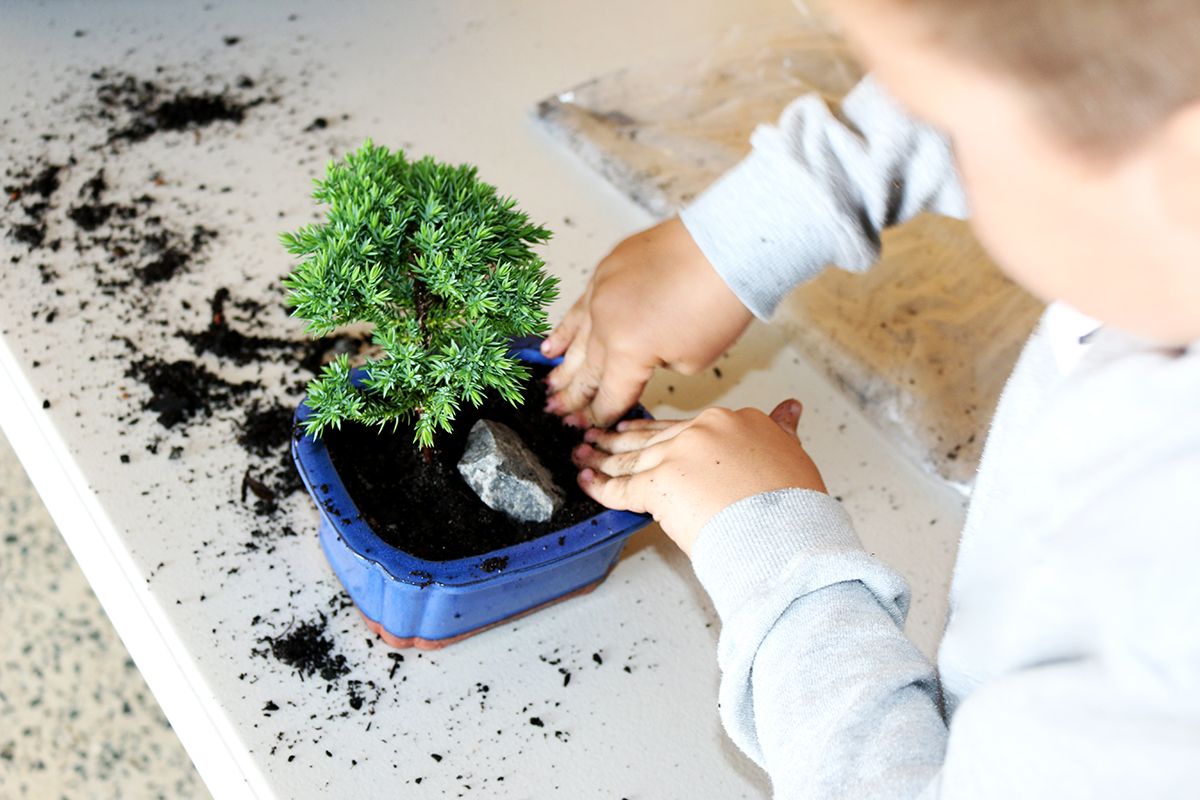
[615,420,629,432]
[578,468,595,484]
[540,338,553,354]
[563,414,583,428]
[583,429,600,443]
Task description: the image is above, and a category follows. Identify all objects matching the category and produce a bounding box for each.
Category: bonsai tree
[282,141,558,448]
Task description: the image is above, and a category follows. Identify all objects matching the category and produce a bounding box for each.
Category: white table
[0,1,965,797]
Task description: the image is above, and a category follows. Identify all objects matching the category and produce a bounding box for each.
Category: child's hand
[542,217,753,429]
[571,399,827,556]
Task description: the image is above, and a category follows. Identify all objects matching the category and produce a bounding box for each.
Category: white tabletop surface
[0,1,966,797]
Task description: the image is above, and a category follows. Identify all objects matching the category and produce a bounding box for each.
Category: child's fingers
[545,318,590,394]
[547,355,603,423]
[544,365,570,407]
[583,427,658,453]
[583,421,684,453]
[571,441,667,477]
[541,299,586,358]
[545,327,596,412]
[768,399,803,436]
[642,419,694,447]
[577,468,649,514]
[577,359,653,428]
[614,418,679,432]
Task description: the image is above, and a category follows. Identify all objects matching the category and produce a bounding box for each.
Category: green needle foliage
[282,141,558,447]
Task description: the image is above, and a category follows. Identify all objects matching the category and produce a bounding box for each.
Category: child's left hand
[572,399,828,556]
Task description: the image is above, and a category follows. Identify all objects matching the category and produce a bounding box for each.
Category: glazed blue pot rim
[291,335,651,589]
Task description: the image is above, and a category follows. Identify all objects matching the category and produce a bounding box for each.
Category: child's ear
[1154,102,1200,230]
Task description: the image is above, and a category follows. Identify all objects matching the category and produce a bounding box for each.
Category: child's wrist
[691,489,858,620]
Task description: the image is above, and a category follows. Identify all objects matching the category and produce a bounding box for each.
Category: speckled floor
[0,430,211,800]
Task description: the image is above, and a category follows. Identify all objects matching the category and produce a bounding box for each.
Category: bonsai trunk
[411,278,433,348]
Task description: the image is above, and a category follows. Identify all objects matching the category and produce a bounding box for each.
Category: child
[543,0,1200,796]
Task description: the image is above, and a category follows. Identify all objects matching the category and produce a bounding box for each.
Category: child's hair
[885,0,1200,152]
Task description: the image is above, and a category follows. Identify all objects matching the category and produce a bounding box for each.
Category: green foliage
[282,141,558,446]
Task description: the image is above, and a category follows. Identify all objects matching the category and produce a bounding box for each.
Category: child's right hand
[542,217,753,428]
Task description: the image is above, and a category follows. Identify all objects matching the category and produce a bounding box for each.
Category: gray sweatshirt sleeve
[678,77,967,320]
[691,488,948,799]
[692,480,1200,799]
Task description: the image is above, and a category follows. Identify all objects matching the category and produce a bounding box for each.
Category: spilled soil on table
[0,48,667,778]
[3,60,608,568]
[2,64,344,522]
[93,68,265,145]
[3,66,604,563]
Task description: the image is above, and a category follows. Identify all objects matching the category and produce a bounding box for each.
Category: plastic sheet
[534,19,1043,488]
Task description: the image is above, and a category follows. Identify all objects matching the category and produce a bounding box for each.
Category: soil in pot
[320,364,607,562]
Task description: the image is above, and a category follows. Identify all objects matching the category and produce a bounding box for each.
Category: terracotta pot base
[356,576,607,650]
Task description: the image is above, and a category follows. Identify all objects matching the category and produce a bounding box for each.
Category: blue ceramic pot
[291,336,652,649]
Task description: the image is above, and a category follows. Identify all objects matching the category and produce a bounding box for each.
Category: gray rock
[457,419,565,523]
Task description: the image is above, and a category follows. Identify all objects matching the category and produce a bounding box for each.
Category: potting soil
[323,365,605,562]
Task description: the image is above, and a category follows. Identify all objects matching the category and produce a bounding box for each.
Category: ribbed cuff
[691,489,862,622]
[679,144,845,321]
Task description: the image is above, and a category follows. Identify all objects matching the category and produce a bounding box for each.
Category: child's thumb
[768,399,803,436]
